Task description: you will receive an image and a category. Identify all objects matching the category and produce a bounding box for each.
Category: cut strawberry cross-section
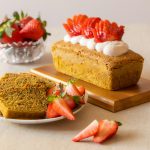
[72,120,99,142]
[63,14,88,37]
[92,20,124,42]
[82,17,101,39]
[93,120,119,143]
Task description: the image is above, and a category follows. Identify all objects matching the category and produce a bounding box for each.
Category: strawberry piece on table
[92,20,124,42]
[93,120,120,143]
[0,24,23,44]
[63,14,88,37]
[46,104,60,118]
[52,98,75,120]
[72,120,99,142]
[82,17,101,38]
[20,19,45,40]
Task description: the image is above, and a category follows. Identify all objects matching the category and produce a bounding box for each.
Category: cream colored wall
[0,0,150,27]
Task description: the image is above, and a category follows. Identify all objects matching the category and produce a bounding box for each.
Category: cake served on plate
[0,73,86,120]
[52,14,144,90]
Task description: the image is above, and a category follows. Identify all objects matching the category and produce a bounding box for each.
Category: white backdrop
[0,0,150,27]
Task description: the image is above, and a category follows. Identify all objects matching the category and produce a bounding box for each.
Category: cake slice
[0,87,48,119]
[0,73,54,119]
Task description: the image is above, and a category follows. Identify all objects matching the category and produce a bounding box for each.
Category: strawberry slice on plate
[93,120,120,143]
[47,85,61,96]
[72,120,99,142]
[46,103,60,118]
[52,97,75,120]
[64,95,76,110]
[77,86,85,96]
[66,83,81,96]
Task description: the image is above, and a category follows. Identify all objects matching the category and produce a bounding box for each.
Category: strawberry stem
[116,121,122,126]
[68,78,78,84]
[48,95,58,103]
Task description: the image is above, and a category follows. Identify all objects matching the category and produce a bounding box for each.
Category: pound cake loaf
[0,73,54,119]
[51,14,144,90]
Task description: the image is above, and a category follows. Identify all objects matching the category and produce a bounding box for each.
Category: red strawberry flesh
[72,120,99,142]
[52,98,75,120]
[93,120,119,143]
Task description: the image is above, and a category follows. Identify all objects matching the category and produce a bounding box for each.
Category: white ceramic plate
[0,93,88,125]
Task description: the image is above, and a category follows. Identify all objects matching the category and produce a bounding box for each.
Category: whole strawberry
[20,19,45,41]
[0,22,23,44]
[0,11,51,44]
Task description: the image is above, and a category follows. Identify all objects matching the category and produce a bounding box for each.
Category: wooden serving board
[31,64,150,112]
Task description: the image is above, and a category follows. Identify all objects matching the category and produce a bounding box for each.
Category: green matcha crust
[0,73,54,119]
[52,40,144,90]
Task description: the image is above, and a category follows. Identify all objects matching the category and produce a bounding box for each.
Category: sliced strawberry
[72,120,99,142]
[66,83,81,96]
[20,16,33,28]
[47,86,61,96]
[20,19,45,40]
[52,98,75,120]
[63,14,88,37]
[82,17,101,38]
[77,86,85,96]
[64,95,76,110]
[46,104,60,118]
[1,24,23,44]
[93,120,119,143]
[93,20,124,43]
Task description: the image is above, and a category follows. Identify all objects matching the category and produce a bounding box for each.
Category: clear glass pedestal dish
[0,39,45,64]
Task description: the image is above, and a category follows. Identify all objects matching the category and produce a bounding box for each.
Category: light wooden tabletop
[0,25,150,150]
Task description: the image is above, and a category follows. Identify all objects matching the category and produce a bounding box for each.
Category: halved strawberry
[46,103,60,118]
[72,120,99,142]
[82,17,101,39]
[20,19,45,40]
[47,85,61,96]
[52,97,75,120]
[0,24,23,44]
[93,120,119,143]
[77,86,85,96]
[64,95,76,110]
[63,14,88,37]
[93,20,124,43]
[66,83,81,96]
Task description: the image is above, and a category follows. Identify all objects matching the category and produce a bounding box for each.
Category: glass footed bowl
[0,38,45,64]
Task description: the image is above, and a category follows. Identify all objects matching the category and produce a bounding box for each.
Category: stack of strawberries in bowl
[0,11,50,63]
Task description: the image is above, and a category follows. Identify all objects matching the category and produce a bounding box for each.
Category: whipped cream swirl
[64,34,129,56]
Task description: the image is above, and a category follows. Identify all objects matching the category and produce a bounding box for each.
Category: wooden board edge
[114,91,150,112]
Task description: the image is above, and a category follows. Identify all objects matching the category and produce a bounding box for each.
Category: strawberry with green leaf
[0,19,23,43]
[52,97,75,120]
[0,11,51,44]
[46,103,60,118]
[20,19,45,41]
[46,81,86,120]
